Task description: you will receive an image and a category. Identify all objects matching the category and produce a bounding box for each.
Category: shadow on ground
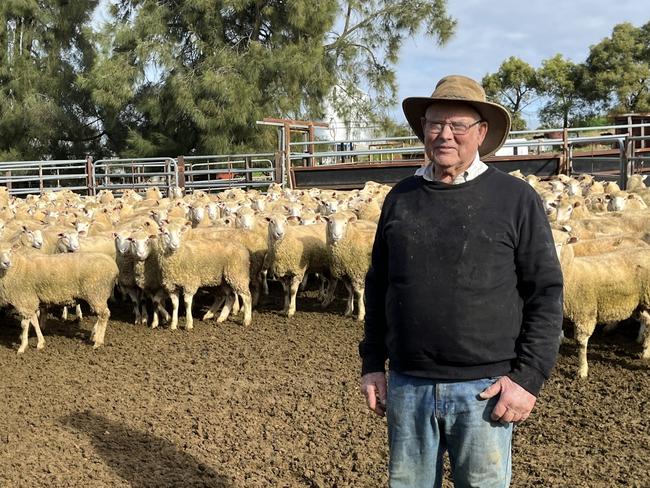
[63,410,232,488]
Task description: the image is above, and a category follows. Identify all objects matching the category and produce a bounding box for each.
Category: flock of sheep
[1,168,649,380]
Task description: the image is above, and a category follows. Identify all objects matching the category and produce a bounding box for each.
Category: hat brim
[402,97,511,157]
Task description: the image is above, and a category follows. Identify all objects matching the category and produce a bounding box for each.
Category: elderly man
[359,75,563,487]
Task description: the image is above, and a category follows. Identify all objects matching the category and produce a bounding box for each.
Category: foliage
[536,55,591,128]
[482,57,538,130]
[584,21,650,114]
[0,0,100,160]
[325,0,455,133]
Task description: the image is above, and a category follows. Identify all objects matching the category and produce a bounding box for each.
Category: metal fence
[1,123,650,196]
[0,159,90,195]
[181,154,275,193]
[93,157,178,195]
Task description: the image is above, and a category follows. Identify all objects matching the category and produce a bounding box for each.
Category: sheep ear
[112,232,118,238]
[573,201,582,208]
[11,242,20,250]
[57,232,64,237]
[78,230,87,237]
[561,225,572,232]
[347,214,358,223]
[567,236,578,244]
[322,216,330,223]
[265,216,272,222]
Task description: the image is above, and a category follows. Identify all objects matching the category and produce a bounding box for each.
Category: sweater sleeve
[508,190,564,395]
[359,200,390,376]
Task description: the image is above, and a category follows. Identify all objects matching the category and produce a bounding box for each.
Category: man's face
[422,102,488,170]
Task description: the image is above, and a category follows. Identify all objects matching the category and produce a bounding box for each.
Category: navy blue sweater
[360,167,564,395]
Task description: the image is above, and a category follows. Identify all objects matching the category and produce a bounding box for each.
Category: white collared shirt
[414,152,488,184]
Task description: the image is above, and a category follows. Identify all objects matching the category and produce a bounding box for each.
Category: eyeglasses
[420,118,484,135]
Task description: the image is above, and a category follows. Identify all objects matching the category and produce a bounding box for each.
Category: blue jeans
[387,370,512,488]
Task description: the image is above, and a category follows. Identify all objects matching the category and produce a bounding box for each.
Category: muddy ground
[0,285,648,487]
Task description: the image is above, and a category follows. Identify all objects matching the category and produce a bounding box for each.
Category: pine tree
[0,0,100,160]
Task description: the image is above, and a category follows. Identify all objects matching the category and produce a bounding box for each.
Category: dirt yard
[0,287,648,487]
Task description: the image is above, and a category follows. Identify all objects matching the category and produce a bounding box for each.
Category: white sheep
[155,222,253,328]
[324,213,376,321]
[265,214,331,317]
[559,238,650,377]
[0,243,118,353]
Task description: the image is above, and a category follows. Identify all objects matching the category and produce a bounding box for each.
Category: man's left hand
[479,376,537,424]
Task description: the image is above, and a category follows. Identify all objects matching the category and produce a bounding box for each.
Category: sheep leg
[251,280,261,308]
[92,308,111,349]
[231,294,241,316]
[355,285,365,322]
[183,290,195,330]
[637,319,647,345]
[125,288,142,325]
[287,275,302,318]
[321,278,337,308]
[169,290,180,330]
[203,294,225,320]
[281,279,290,313]
[343,281,354,317]
[17,316,33,354]
[240,291,252,326]
[299,273,309,291]
[74,303,83,321]
[34,309,45,350]
[62,306,69,321]
[152,290,170,322]
[217,292,236,323]
[575,320,596,378]
[638,310,650,359]
[261,270,269,296]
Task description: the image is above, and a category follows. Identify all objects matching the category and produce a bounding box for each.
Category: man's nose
[438,122,455,138]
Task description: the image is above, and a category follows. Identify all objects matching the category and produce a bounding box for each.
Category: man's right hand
[360,372,387,417]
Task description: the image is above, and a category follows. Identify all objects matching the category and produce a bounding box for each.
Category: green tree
[482,57,538,130]
[537,54,589,128]
[0,1,100,161]
[86,0,455,157]
[325,0,455,133]
[585,21,650,113]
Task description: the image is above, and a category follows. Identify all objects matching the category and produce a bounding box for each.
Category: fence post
[177,155,186,190]
[86,155,95,196]
[245,156,252,185]
[560,127,569,175]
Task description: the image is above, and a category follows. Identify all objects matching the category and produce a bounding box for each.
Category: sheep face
[159,223,190,253]
[325,213,357,244]
[0,245,13,269]
[206,202,220,222]
[57,231,80,253]
[266,215,287,241]
[236,212,256,230]
[189,205,205,225]
[114,232,131,255]
[129,234,155,261]
[607,193,627,212]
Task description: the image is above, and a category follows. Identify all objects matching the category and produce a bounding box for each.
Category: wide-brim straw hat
[402,75,511,157]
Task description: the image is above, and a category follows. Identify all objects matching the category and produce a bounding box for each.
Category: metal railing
[181,154,276,193]
[0,159,90,195]
[92,157,178,195]
[0,122,648,196]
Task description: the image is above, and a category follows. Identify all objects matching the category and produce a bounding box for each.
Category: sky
[391,0,645,128]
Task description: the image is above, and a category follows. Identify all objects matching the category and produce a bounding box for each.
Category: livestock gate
[0,122,650,196]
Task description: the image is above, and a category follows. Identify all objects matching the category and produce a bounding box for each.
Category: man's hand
[479,376,537,424]
[360,372,387,417]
